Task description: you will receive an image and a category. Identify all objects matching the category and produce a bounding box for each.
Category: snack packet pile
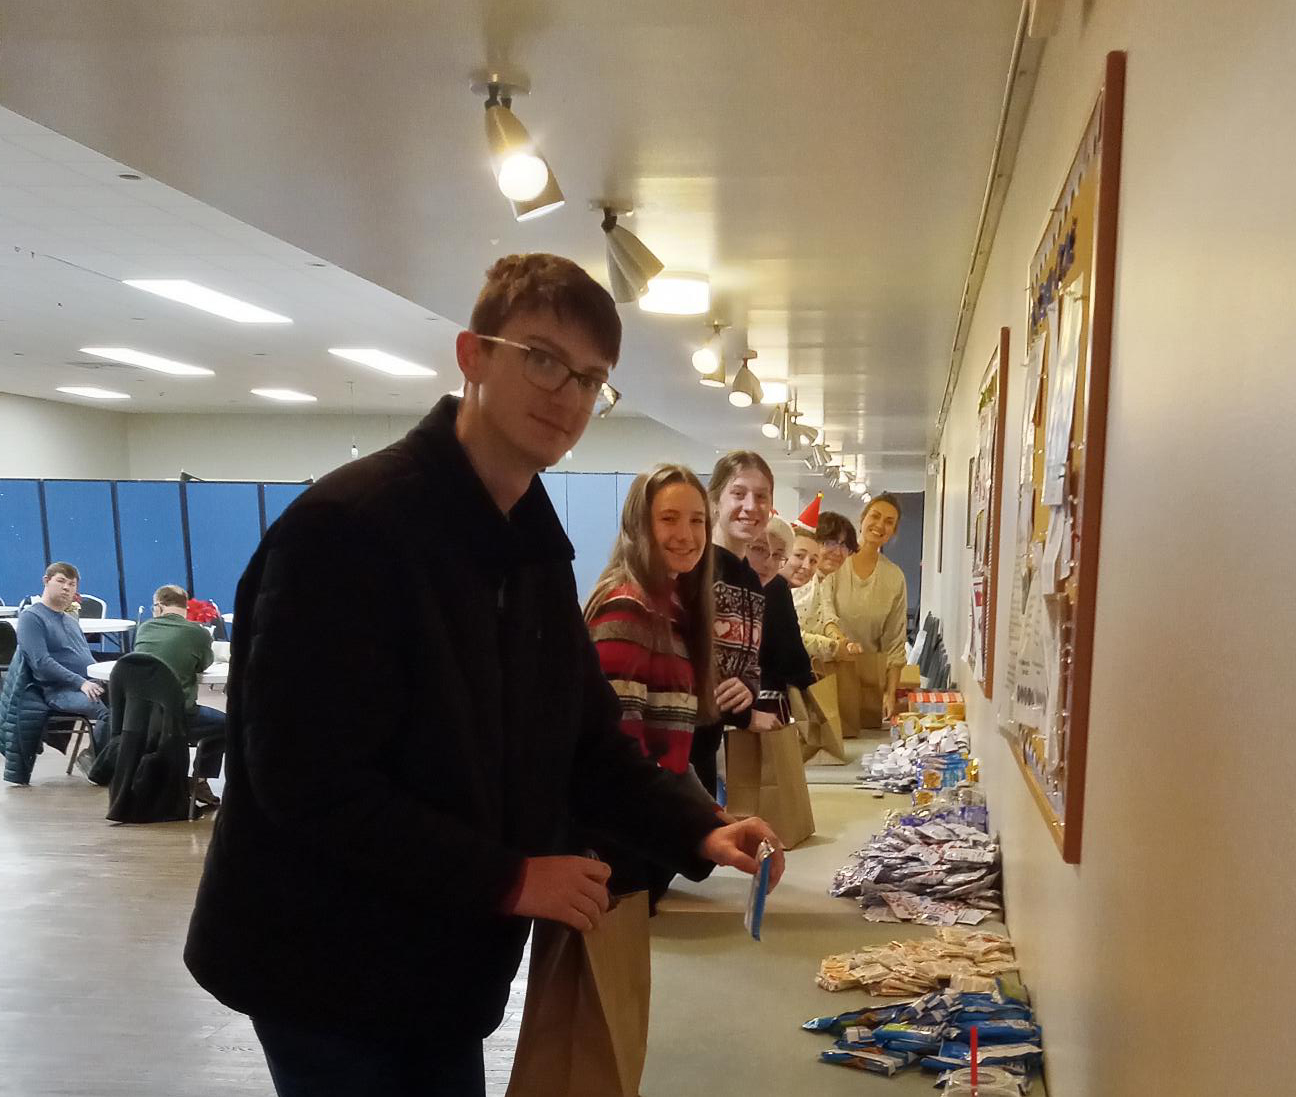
[816,927,1016,996]
[859,716,975,801]
[804,976,1043,1088]
[829,818,1002,925]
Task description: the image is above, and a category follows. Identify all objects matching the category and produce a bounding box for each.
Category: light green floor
[643,782,1036,1096]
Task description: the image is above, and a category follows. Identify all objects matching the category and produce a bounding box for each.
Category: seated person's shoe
[193,778,221,808]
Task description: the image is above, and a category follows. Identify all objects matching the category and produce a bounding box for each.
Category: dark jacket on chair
[93,653,192,823]
[0,652,49,785]
[184,396,723,1041]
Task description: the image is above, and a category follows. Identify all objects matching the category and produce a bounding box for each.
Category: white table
[79,617,136,653]
[0,606,16,618]
[78,618,136,636]
[87,660,229,687]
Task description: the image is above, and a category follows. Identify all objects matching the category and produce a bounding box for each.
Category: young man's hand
[506,856,611,931]
[715,677,754,713]
[80,680,104,702]
[698,817,785,890]
[748,709,782,731]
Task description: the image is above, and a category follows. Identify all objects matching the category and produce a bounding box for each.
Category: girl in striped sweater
[584,464,719,903]
[584,464,716,775]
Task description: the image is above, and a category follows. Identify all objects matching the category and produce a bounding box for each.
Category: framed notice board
[968,328,1009,699]
[1003,52,1125,863]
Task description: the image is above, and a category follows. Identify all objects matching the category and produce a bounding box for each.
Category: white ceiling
[0,0,1022,493]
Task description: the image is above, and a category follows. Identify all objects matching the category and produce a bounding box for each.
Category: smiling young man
[184,255,783,1097]
[689,452,779,796]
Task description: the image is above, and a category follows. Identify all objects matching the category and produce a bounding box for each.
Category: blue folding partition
[263,482,309,530]
[43,480,123,617]
[538,473,569,532]
[116,481,188,621]
[0,480,46,607]
[0,470,638,621]
[614,473,637,517]
[565,474,619,604]
[185,482,263,616]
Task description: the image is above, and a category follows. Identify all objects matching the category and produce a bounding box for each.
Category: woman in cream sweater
[819,493,908,719]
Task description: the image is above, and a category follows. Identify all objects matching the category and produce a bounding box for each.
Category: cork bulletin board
[1003,52,1125,864]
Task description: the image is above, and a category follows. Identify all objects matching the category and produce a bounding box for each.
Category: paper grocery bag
[794,683,846,766]
[725,724,816,849]
[836,653,886,736]
[506,891,652,1097]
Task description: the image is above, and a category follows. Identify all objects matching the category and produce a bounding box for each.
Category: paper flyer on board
[1042,285,1084,506]
[1012,553,1048,729]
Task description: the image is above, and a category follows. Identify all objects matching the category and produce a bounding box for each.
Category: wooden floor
[1,727,1029,1096]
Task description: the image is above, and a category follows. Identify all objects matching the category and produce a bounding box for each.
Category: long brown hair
[584,464,716,720]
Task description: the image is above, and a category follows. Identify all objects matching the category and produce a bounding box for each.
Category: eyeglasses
[473,334,620,418]
[747,543,788,566]
[820,540,849,553]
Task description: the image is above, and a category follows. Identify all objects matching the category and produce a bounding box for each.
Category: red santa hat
[795,493,823,531]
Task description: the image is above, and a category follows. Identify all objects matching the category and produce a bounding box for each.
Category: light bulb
[692,346,719,374]
[761,421,781,439]
[729,390,753,409]
[496,152,548,201]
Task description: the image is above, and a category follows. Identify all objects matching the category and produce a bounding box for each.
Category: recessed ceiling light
[81,347,214,377]
[118,173,142,181]
[251,388,316,403]
[638,273,710,316]
[327,348,437,378]
[57,386,130,400]
[123,279,292,323]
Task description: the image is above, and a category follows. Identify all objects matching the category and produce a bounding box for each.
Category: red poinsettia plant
[186,598,220,624]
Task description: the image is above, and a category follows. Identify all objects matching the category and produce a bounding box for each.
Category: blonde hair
[585,464,716,721]
[764,514,795,555]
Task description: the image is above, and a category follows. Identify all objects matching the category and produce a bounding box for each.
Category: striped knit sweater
[587,582,698,774]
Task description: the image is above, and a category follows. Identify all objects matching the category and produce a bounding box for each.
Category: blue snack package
[744,839,775,940]
[819,1048,909,1075]
[802,1009,869,1035]
[951,1019,1041,1042]
[872,1023,944,1054]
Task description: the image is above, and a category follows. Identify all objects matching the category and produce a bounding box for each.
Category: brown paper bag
[506,891,651,1097]
[724,723,816,849]
[835,653,886,737]
[795,683,846,766]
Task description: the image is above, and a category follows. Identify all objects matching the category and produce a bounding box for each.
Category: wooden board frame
[970,327,1009,699]
[1006,51,1125,864]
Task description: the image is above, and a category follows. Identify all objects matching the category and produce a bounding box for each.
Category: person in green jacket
[133,584,225,806]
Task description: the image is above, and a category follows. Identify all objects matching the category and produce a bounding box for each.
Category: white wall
[0,396,722,484]
[920,3,1295,1094]
[0,392,130,479]
[122,408,722,482]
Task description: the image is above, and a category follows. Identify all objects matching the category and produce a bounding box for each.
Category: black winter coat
[184,397,722,1039]
[0,651,48,785]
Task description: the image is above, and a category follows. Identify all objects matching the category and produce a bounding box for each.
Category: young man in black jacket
[184,254,783,1096]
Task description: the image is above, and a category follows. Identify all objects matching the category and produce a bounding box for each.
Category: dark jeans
[43,687,110,750]
[252,1015,485,1097]
[186,705,226,778]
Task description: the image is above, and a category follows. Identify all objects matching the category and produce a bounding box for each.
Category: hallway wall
[920,1,1296,1093]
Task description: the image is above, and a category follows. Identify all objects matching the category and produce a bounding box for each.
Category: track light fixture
[692,320,728,374]
[473,72,564,221]
[598,205,664,303]
[729,350,763,408]
[762,404,785,440]
[698,358,727,388]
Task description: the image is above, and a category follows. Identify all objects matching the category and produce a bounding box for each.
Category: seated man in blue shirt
[15,561,109,757]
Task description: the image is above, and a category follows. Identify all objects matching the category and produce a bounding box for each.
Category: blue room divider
[0,472,634,617]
